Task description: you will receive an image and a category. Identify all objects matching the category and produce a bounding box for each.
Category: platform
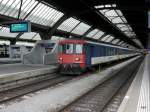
[118,54,150,112]
[0,64,57,86]
[0,56,141,112]
[0,58,21,64]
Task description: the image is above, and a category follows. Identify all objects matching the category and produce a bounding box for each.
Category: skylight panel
[112,39,120,44]
[86,29,99,37]
[112,17,124,24]
[95,4,137,39]
[0,0,64,27]
[32,33,41,40]
[26,2,64,27]
[101,35,110,41]
[105,10,118,17]
[71,22,91,35]
[20,32,37,40]
[105,36,114,42]
[57,17,80,32]
[0,27,18,38]
[92,30,104,39]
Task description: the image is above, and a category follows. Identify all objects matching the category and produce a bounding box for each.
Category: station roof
[0,0,148,49]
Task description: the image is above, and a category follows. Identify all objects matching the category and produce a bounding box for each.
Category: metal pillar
[48,14,70,38]
[10,39,17,45]
[39,31,50,40]
[147,33,150,49]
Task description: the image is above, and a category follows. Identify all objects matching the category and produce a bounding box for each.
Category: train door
[84,45,91,66]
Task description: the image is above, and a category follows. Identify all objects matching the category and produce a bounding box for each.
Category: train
[58,39,140,74]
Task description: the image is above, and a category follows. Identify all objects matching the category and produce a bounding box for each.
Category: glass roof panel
[0,0,64,27]
[105,36,114,42]
[86,29,99,37]
[112,17,124,24]
[0,26,18,38]
[101,35,110,41]
[32,33,41,40]
[105,10,118,17]
[71,22,91,35]
[92,30,104,39]
[111,39,120,44]
[57,17,80,32]
[95,5,137,39]
[26,2,64,27]
[20,32,37,40]
[117,41,124,45]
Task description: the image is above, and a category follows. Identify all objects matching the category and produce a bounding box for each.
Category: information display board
[10,21,31,33]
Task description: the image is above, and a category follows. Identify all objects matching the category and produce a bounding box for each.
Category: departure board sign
[10,21,31,33]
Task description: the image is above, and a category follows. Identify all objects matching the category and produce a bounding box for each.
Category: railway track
[0,59,128,104]
[0,57,142,106]
[0,74,74,104]
[60,57,143,112]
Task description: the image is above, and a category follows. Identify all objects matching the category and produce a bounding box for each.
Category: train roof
[59,39,135,51]
[59,39,86,44]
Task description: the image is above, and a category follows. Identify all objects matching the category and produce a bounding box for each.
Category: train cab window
[75,44,83,54]
[66,44,74,54]
[61,44,74,54]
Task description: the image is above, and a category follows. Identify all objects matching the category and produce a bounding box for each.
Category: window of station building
[75,44,83,54]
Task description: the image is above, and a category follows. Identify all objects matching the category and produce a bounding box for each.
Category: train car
[58,39,139,74]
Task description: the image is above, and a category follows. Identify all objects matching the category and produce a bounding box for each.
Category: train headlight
[75,58,80,61]
[59,57,63,61]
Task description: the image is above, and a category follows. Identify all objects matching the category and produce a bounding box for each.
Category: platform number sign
[10,21,31,33]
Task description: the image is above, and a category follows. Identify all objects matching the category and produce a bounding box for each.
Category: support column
[10,39,16,45]
[39,31,51,40]
[147,33,150,49]
[48,14,70,38]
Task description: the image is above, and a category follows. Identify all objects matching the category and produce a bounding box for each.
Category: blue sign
[10,21,31,33]
[40,43,55,48]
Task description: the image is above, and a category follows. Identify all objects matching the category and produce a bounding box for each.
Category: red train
[58,39,139,74]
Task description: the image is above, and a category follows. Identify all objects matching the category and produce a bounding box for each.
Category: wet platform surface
[118,54,150,112]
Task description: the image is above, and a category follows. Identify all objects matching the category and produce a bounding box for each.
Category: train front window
[60,44,83,54]
[75,44,83,54]
[61,44,74,54]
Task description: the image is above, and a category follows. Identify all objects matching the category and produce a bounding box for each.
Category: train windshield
[75,44,83,54]
[60,44,83,54]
